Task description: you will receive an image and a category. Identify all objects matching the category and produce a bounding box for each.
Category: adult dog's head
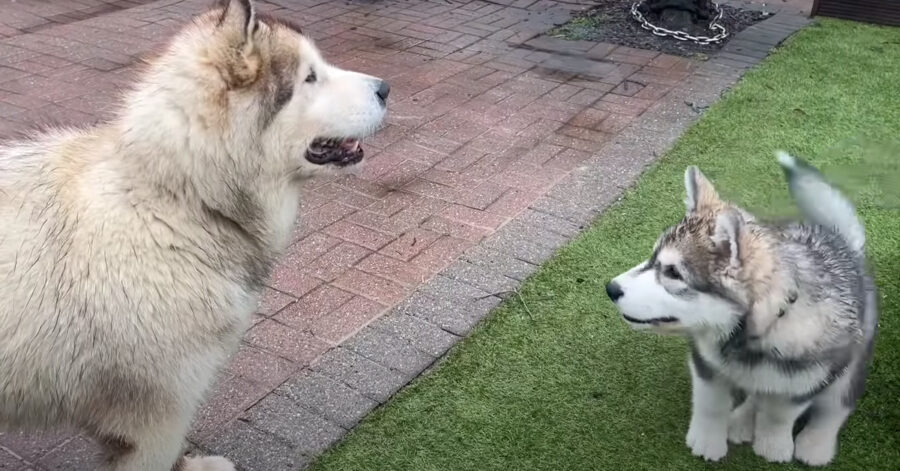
[123,0,387,183]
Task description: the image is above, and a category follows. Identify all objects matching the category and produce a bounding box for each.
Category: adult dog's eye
[663,265,682,281]
[304,69,317,84]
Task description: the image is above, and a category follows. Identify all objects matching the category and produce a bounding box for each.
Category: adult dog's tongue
[306,138,364,166]
[340,139,360,152]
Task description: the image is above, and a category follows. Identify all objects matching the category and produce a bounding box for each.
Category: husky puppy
[606,153,878,466]
[0,1,388,469]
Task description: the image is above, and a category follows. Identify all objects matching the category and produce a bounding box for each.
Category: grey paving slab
[368,313,462,357]
[201,420,307,471]
[243,394,347,456]
[276,369,378,429]
[342,326,437,375]
[311,347,410,403]
[442,259,522,294]
[460,245,542,281]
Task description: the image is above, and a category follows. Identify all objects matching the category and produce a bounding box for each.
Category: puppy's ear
[716,209,769,338]
[684,166,723,215]
[216,0,261,88]
[712,209,743,269]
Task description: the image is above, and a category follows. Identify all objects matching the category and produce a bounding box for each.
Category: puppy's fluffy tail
[777,151,866,254]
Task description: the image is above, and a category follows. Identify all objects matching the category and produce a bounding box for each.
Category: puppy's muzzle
[606,281,624,301]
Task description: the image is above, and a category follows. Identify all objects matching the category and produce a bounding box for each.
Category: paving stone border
[206,8,812,471]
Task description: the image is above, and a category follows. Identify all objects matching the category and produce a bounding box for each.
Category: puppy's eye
[304,70,317,84]
[663,265,682,281]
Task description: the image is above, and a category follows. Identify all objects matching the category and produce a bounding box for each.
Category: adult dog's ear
[216,0,261,88]
[218,0,258,40]
[684,166,724,215]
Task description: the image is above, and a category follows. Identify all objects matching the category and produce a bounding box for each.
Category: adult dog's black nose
[606,281,624,301]
[376,80,390,104]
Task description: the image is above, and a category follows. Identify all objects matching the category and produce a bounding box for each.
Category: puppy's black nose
[606,282,624,301]
[376,80,390,104]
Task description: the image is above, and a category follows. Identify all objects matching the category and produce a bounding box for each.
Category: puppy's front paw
[753,434,794,463]
[686,421,728,462]
[727,405,754,444]
[794,429,837,466]
[182,456,236,471]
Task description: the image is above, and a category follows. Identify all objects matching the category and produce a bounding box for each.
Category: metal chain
[630,1,729,45]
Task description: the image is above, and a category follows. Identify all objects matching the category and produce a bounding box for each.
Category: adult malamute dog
[606,154,878,466]
[0,1,388,469]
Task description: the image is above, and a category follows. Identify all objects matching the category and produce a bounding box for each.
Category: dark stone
[548,0,771,57]
[644,0,715,33]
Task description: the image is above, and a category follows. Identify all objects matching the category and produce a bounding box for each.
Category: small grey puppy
[606,152,878,466]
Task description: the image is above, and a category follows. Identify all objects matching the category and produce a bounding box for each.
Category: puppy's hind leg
[794,375,855,467]
[794,403,850,467]
[753,395,809,463]
[727,394,755,444]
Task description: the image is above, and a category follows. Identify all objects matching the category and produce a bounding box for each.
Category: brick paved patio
[0,0,811,469]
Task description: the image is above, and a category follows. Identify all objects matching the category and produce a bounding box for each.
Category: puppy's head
[131,0,387,180]
[606,167,757,336]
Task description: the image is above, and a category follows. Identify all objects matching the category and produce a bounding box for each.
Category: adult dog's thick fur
[606,154,878,466]
[0,1,387,469]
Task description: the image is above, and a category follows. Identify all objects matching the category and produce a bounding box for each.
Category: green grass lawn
[311,19,900,471]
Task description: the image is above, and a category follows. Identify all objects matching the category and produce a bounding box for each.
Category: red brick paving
[0,0,819,469]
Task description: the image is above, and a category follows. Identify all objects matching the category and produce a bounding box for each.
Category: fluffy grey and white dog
[606,153,878,466]
[0,0,387,469]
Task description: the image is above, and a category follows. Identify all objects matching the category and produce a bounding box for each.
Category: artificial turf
[311,18,900,471]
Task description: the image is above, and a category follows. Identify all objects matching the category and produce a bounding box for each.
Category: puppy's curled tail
[777,151,866,254]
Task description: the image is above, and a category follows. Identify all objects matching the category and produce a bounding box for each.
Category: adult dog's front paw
[182,456,236,471]
[686,421,728,462]
[753,433,794,463]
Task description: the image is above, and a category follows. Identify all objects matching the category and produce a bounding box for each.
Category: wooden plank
[812,0,900,26]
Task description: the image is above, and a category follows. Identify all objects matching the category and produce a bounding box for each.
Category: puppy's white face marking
[610,247,743,335]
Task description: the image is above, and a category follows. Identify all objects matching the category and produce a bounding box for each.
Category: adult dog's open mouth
[305,137,364,166]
